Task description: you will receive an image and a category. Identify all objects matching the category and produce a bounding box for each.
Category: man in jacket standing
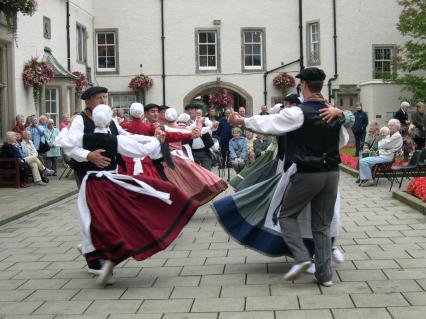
[352,102,368,156]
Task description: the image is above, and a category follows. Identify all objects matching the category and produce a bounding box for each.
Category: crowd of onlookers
[0,114,68,187]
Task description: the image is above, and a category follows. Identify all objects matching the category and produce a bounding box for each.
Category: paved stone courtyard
[0,172,426,318]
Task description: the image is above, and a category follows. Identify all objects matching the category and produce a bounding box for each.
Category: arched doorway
[183,81,253,116]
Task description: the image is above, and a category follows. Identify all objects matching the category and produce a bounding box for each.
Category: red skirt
[163,156,228,205]
[119,155,162,180]
[84,174,198,268]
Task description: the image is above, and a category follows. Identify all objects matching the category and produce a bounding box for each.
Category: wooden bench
[0,158,21,188]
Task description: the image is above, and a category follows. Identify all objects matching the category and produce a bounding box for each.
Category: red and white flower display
[72,71,89,93]
[128,74,153,91]
[22,57,55,105]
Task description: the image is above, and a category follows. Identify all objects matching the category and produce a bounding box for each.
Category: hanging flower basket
[72,71,89,93]
[22,57,55,107]
[0,0,37,40]
[209,88,233,115]
[129,73,153,104]
[273,72,296,97]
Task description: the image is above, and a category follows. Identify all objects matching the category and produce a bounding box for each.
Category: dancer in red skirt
[58,105,199,286]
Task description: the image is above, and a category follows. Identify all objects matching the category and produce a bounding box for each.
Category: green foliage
[395,0,426,100]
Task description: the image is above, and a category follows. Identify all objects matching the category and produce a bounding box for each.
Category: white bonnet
[177,113,191,123]
[165,108,178,122]
[130,103,144,119]
[92,104,112,128]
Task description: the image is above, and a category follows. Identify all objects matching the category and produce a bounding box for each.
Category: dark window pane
[253,31,261,43]
[383,50,391,59]
[208,56,216,66]
[199,32,206,43]
[244,55,252,66]
[207,44,215,55]
[207,32,216,43]
[98,46,107,57]
[253,55,261,66]
[51,89,56,99]
[97,33,106,44]
[107,57,115,68]
[200,56,207,66]
[107,46,115,57]
[244,31,252,43]
[199,45,207,55]
[106,33,115,44]
[98,57,107,68]
[245,45,252,55]
[253,44,261,55]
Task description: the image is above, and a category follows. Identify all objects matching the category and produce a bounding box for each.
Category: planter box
[392,190,426,215]
[339,163,358,177]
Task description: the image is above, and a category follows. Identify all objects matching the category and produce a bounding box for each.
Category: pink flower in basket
[129,74,153,91]
[273,72,296,96]
[209,88,233,108]
[71,71,89,93]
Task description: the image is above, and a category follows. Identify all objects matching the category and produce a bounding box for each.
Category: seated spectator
[253,134,271,159]
[229,127,248,173]
[0,132,30,187]
[26,115,45,151]
[39,115,49,130]
[44,119,61,175]
[358,119,403,187]
[22,131,54,186]
[361,120,380,155]
[12,114,25,134]
[245,131,256,164]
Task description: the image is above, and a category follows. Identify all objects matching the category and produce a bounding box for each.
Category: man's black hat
[144,103,160,111]
[159,105,170,111]
[296,67,326,81]
[283,94,301,105]
[184,103,203,110]
[81,86,108,100]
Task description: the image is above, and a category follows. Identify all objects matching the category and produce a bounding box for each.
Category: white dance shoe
[283,261,311,281]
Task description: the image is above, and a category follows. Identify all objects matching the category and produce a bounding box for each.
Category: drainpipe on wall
[328,0,338,101]
[66,0,71,71]
[160,0,166,105]
[263,59,301,105]
[298,0,304,71]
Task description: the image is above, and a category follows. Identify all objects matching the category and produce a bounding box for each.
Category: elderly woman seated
[229,127,248,173]
[21,130,54,186]
[362,120,380,155]
[0,132,30,187]
[358,119,403,187]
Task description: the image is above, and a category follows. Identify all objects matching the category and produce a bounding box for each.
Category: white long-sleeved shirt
[66,114,130,162]
[58,127,161,161]
[378,131,403,159]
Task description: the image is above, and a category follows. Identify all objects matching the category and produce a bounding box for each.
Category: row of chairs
[373,149,426,191]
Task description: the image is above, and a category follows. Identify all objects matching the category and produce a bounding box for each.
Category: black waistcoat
[70,111,124,174]
[82,133,118,172]
[284,102,341,173]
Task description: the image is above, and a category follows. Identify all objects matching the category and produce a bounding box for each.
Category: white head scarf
[165,108,178,122]
[92,104,112,128]
[177,113,191,123]
[270,103,283,114]
[130,102,144,119]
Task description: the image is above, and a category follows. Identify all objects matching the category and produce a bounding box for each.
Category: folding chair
[390,150,422,190]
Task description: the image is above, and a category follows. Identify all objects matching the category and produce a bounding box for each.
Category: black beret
[184,103,203,110]
[144,103,160,111]
[296,67,326,81]
[159,105,170,110]
[283,94,301,105]
[81,86,108,100]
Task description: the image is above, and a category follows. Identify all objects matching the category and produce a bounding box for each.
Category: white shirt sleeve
[67,115,90,161]
[244,107,304,135]
[117,135,161,158]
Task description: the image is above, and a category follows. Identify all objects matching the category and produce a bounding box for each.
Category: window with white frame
[307,22,320,66]
[197,31,217,71]
[243,30,264,70]
[77,23,87,64]
[110,93,136,113]
[45,88,59,125]
[96,30,117,72]
[373,46,395,79]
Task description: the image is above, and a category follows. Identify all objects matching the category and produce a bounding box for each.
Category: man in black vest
[229,67,344,287]
[67,86,128,188]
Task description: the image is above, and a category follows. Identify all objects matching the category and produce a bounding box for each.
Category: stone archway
[183,81,253,115]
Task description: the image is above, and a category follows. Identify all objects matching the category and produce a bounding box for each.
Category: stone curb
[339,163,358,177]
[0,189,78,226]
[392,189,426,215]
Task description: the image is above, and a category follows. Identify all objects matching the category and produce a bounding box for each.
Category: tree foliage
[395,0,426,100]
